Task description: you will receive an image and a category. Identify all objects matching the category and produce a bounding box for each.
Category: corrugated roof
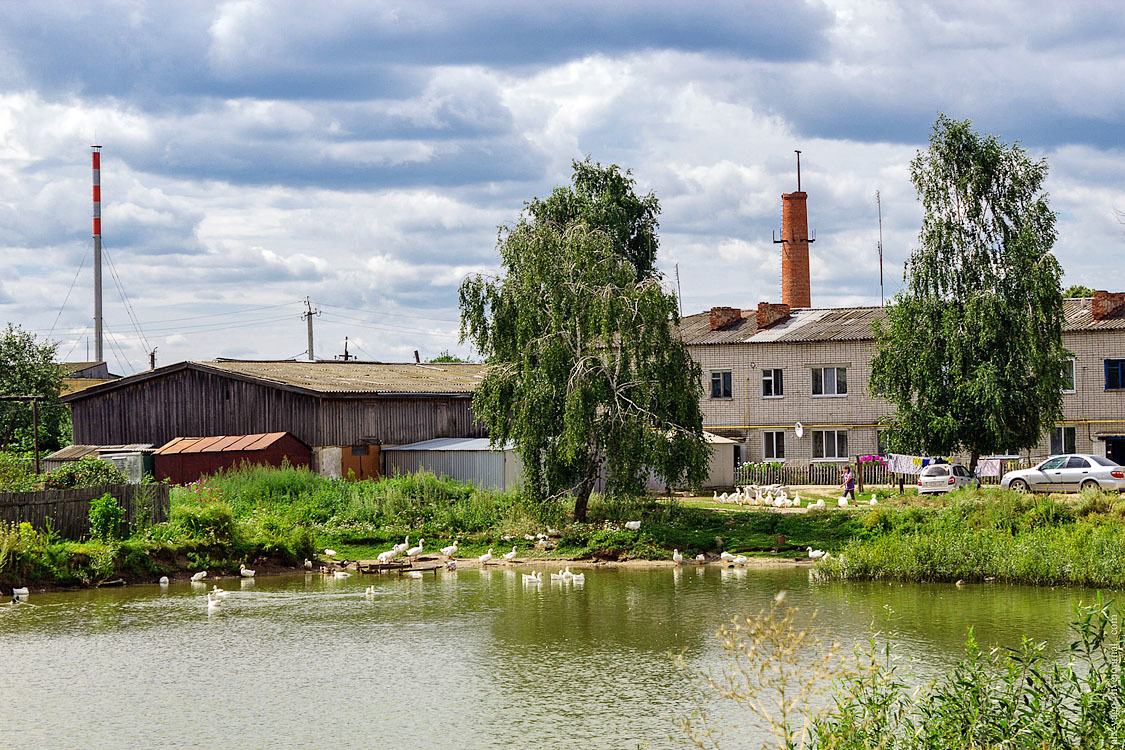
[154,432,295,455]
[44,444,154,461]
[681,298,1122,346]
[384,437,514,452]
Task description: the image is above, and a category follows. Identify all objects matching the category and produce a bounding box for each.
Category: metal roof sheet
[680,298,1121,346]
[384,437,514,452]
[203,360,486,394]
[44,444,154,461]
[154,432,297,455]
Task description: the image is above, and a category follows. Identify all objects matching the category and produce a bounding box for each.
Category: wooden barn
[61,360,487,477]
[153,432,311,485]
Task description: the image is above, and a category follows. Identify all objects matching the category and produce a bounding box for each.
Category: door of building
[1106,438,1125,465]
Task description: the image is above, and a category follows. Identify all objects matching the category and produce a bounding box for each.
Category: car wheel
[1081,479,1101,492]
[1010,479,1029,493]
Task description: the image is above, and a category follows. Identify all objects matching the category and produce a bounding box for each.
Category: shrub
[0,451,38,491]
[88,492,125,542]
[45,457,127,489]
[171,501,237,545]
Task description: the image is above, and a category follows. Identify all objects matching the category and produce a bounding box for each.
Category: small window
[1062,358,1076,394]
[812,429,848,460]
[812,366,847,396]
[1066,456,1090,469]
[921,465,949,478]
[1050,426,1075,455]
[1106,359,1125,390]
[351,444,369,456]
[1092,456,1120,467]
[710,370,732,399]
[762,368,784,398]
[954,466,970,477]
[764,431,785,459]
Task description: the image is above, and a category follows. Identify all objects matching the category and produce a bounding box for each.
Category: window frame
[1062,357,1076,394]
[763,430,785,460]
[811,366,848,397]
[1050,425,1076,455]
[761,368,784,399]
[709,370,733,399]
[812,429,848,461]
[1106,359,1125,391]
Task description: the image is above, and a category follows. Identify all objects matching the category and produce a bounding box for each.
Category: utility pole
[302,297,320,362]
[149,347,158,371]
[336,337,355,361]
[674,263,683,319]
[876,190,885,307]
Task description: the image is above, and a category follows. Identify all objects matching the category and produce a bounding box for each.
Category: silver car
[917,463,979,494]
[1000,454,1125,493]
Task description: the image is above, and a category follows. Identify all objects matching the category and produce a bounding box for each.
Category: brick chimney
[780,191,812,308]
[709,306,742,330]
[756,302,791,329]
[1092,290,1125,320]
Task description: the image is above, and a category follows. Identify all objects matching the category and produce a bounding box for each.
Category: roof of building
[62,359,487,401]
[383,437,514,452]
[154,432,306,455]
[680,297,1125,346]
[44,444,155,461]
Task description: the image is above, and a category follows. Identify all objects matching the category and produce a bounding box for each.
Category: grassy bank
[819,486,1125,587]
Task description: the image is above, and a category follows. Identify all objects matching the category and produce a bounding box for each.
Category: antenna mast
[92,145,103,362]
[674,263,683,319]
[876,190,885,307]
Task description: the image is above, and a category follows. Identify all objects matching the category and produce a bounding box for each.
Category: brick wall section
[756,302,791,328]
[708,306,743,330]
[1092,291,1125,320]
[689,328,1125,464]
[781,191,811,308]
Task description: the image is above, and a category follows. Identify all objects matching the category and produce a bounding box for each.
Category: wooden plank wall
[70,367,485,448]
[0,484,171,540]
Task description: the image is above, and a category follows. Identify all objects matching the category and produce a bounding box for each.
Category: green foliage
[459,159,708,521]
[1064,284,1095,298]
[427,349,473,363]
[171,501,237,545]
[44,456,127,489]
[870,115,1067,471]
[820,488,1125,587]
[0,451,39,491]
[88,492,125,542]
[0,323,68,452]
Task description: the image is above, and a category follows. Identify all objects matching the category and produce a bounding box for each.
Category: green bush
[0,451,38,491]
[171,501,237,545]
[45,457,127,489]
[88,492,125,542]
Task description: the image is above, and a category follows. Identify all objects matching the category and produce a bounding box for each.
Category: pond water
[0,565,1109,749]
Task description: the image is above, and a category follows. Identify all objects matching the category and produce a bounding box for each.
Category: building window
[813,429,848,460]
[710,370,732,399]
[1062,358,1076,393]
[1050,426,1075,455]
[762,368,784,398]
[764,431,785,460]
[811,366,847,396]
[876,430,889,456]
[1106,360,1125,390]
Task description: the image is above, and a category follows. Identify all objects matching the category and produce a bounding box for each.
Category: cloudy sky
[2,1,1122,373]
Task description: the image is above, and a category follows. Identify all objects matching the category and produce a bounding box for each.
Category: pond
[1,565,1107,749]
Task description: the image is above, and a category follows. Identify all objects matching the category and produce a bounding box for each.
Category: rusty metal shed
[153,432,311,485]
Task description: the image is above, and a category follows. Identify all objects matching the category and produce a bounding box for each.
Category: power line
[317,312,457,338]
[60,324,90,361]
[103,246,152,354]
[47,239,91,341]
[315,301,459,324]
[26,299,305,335]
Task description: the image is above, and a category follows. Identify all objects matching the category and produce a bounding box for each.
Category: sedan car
[1000,454,1125,493]
[917,463,979,494]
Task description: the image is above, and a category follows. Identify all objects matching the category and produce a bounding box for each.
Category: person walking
[840,465,856,502]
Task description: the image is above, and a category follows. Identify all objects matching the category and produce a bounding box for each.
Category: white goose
[240,564,255,578]
[324,549,337,558]
[334,570,352,578]
[624,520,641,531]
[569,571,585,583]
[365,585,376,597]
[672,549,684,565]
[440,541,459,557]
[522,571,542,584]
[304,558,313,570]
[206,592,221,611]
[733,555,749,565]
[377,548,397,563]
[406,539,425,560]
[501,546,518,562]
[478,548,494,565]
[392,536,410,557]
[720,551,736,562]
[190,571,207,582]
[695,553,706,563]
[838,497,850,508]
[158,576,169,585]
[807,546,827,560]
[11,586,29,602]
[550,569,567,580]
[210,585,229,597]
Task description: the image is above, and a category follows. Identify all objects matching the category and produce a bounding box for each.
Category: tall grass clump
[820,487,1125,587]
[679,596,1125,749]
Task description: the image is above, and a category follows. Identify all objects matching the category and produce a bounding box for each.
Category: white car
[916,463,979,494]
[1000,454,1125,493]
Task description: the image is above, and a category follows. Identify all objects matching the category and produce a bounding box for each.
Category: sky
[1,0,1123,374]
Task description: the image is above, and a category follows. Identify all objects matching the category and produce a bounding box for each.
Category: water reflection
[0,567,1106,749]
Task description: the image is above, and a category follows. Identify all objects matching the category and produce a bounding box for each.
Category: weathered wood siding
[70,368,483,448]
[0,484,170,540]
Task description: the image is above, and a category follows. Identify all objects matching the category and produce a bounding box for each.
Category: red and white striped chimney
[92,146,103,362]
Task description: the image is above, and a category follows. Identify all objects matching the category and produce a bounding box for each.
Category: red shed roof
[155,432,300,455]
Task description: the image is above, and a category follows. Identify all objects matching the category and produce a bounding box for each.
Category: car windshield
[1091,456,1121,467]
[920,465,949,477]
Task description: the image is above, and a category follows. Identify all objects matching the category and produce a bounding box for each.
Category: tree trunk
[573,471,597,523]
[969,450,980,484]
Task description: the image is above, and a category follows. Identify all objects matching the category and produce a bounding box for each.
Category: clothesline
[886,454,1002,477]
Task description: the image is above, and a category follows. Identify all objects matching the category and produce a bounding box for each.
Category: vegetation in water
[819,486,1125,587]
[678,596,1125,749]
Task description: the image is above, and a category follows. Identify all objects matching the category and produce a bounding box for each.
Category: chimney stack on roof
[708,306,742,331]
[775,151,813,309]
[756,302,791,329]
[1092,290,1125,320]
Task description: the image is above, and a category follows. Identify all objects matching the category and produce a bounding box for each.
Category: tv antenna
[876,190,885,306]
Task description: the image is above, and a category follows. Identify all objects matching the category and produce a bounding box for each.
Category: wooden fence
[0,484,170,540]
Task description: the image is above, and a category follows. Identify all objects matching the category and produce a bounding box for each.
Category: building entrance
[1105,438,1125,465]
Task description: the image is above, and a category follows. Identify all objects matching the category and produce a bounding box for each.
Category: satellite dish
[794,422,804,438]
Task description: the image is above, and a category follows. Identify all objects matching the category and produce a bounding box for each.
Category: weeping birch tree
[459,163,707,522]
[869,115,1068,475]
